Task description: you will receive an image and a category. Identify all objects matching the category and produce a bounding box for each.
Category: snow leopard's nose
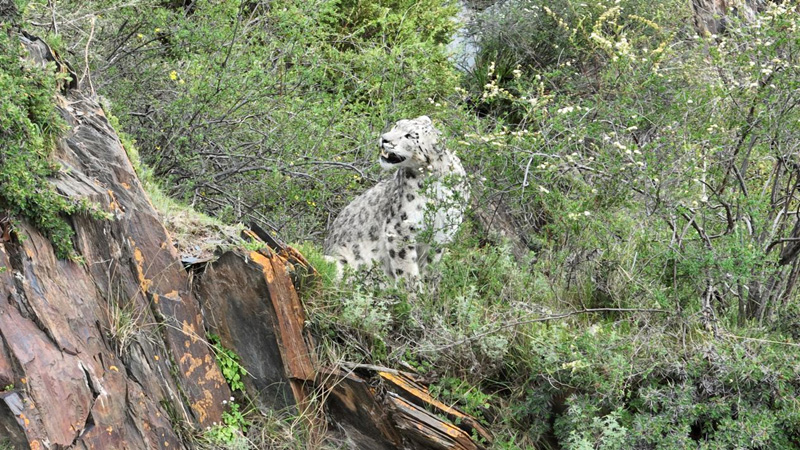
[379,136,390,148]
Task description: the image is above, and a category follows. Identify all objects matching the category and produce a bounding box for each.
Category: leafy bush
[0,24,76,258]
[35,0,459,241]
[461,0,686,120]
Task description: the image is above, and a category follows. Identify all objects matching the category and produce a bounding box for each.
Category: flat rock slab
[194,249,317,412]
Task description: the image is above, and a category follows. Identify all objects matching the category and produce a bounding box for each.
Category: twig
[48,0,57,34]
[290,160,367,179]
[680,210,713,250]
[431,308,670,352]
[521,152,559,192]
[339,362,411,376]
[722,332,800,348]
[765,236,800,254]
[80,15,96,97]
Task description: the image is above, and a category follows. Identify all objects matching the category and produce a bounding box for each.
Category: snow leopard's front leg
[384,224,422,290]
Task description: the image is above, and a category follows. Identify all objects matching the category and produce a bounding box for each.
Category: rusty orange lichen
[181,320,198,344]
[203,355,226,385]
[107,190,119,211]
[249,250,275,283]
[179,352,203,378]
[133,247,153,293]
[190,390,215,424]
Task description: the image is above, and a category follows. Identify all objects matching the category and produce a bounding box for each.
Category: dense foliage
[0,22,76,258]
[26,0,458,240]
[16,0,800,448]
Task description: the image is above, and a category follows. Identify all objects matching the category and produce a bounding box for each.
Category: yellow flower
[136,33,144,39]
[169,70,178,81]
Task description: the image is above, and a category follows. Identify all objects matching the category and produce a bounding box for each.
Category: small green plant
[203,398,251,446]
[429,377,493,422]
[291,242,339,290]
[203,335,252,446]
[207,333,247,393]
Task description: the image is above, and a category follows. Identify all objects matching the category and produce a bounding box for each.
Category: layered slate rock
[0,35,230,449]
[322,365,493,450]
[194,247,317,413]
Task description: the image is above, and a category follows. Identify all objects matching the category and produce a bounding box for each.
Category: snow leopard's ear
[416,115,432,125]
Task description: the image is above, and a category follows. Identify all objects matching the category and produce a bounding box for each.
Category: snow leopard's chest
[389,168,467,244]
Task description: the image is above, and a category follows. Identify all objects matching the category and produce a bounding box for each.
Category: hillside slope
[0,32,488,450]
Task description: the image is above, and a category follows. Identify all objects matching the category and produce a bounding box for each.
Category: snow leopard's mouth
[380,150,406,165]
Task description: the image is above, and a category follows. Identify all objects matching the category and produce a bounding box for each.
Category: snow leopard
[323,115,469,287]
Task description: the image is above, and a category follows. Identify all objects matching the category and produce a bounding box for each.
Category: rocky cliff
[0,34,489,450]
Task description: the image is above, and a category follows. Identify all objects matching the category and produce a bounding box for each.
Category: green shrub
[0,25,77,258]
[39,0,460,242]
[461,0,687,120]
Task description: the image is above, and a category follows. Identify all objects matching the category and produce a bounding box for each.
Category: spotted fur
[323,116,469,287]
